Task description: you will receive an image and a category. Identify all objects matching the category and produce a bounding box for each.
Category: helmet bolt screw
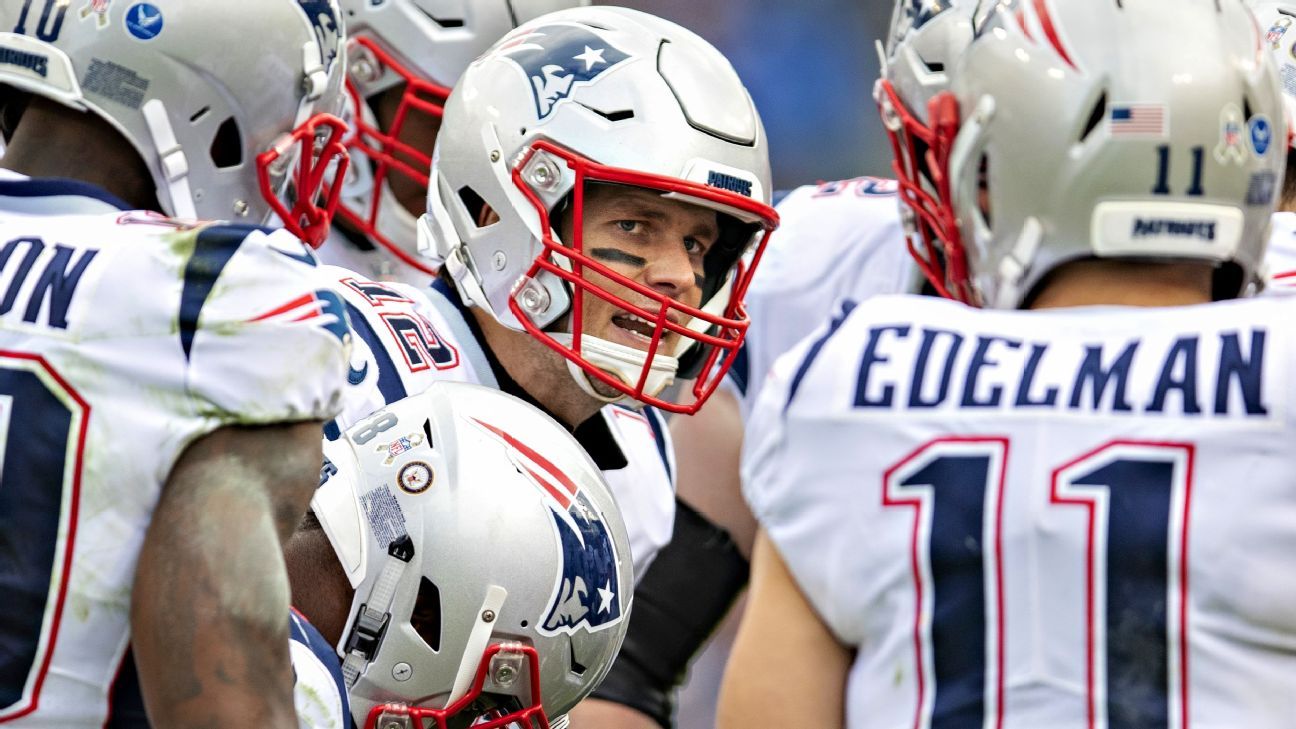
[482,609,496,623]
[531,166,552,186]
[493,664,518,686]
[392,662,412,682]
[519,284,549,312]
[383,722,404,729]
[233,200,250,216]
[492,251,507,270]
[490,150,501,163]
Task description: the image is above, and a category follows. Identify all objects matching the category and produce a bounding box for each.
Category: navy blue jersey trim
[344,301,408,406]
[178,226,246,360]
[784,299,858,414]
[727,342,750,398]
[323,419,342,441]
[0,177,132,211]
[642,406,673,483]
[289,610,352,728]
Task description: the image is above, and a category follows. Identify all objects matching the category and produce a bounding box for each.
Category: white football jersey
[291,609,351,729]
[730,178,916,417]
[314,224,437,291]
[322,270,676,577]
[1263,211,1296,293]
[0,175,351,727]
[745,293,1296,729]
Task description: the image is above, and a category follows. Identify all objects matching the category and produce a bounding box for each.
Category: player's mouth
[609,309,685,352]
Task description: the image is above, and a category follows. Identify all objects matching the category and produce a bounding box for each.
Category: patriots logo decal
[296,0,341,71]
[470,418,624,636]
[492,24,632,121]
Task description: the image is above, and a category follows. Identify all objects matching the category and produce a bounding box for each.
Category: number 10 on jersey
[883,437,1192,729]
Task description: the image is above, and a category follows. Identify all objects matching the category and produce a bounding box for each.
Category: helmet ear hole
[411,576,443,652]
[566,639,587,677]
[457,186,494,229]
[1079,91,1107,143]
[209,117,243,169]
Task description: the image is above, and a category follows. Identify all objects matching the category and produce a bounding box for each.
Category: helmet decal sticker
[493,24,632,121]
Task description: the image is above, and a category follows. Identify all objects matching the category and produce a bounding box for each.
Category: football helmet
[0,0,350,246]
[313,381,633,729]
[874,0,976,300]
[1250,2,1296,150]
[924,0,1283,308]
[420,6,779,414]
[336,0,589,272]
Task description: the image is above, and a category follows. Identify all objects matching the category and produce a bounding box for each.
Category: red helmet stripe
[1033,0,1077,69]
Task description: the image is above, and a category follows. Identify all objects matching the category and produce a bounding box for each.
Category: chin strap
[341,535,415,688]
[447,585,509,706]
[551,333,680,405]
[141,99,197,220]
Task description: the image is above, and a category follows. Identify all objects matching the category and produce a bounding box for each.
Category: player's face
[563,184,716,363]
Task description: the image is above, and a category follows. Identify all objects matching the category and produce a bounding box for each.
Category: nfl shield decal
[491,24,632,121]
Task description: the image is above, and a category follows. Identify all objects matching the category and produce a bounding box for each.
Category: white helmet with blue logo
[0,0,350,246]
[312,380,633,729]
[928,0,1284,308]
[334,0,590,274]
[419,5,780,415]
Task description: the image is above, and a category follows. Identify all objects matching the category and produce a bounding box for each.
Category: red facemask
[508,140,779,415]
[876,78,974,304]
[336,35,450,273]
[363,644,551,729]
[256,113,350,249]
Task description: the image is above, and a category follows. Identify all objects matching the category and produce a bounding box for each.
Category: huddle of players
[4,0,1295,728]
[0,1,778,728]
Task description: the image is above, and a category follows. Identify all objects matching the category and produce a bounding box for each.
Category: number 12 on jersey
[884,437,1192,729]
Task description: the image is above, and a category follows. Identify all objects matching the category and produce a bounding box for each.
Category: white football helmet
[924,0,1284,308]
[420,6,779,414]
[875,0,976,300]
[0,0,351,245]
[336,0,589,271]
[313,381,633,729]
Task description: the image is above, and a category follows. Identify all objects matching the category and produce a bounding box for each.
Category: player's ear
[477,204,500,228]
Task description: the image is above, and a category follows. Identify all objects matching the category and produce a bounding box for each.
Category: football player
[287,381,633,729]
[0,1,352,727]
[583,4,970,726]
[323,4,779,592]
[723,0,1296,726]
[320,0,587,286]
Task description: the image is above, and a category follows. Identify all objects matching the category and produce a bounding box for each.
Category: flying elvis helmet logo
[295,0,342,71]
[470,418,624,636]
[494,24,632,121]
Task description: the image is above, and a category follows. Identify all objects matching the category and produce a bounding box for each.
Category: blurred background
[587,2,898,725]
[596,0,896,192]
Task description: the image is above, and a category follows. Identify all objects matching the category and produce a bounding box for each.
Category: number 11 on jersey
[884,438,1192,729]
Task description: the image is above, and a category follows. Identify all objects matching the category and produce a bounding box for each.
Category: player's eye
[615,220,642,234]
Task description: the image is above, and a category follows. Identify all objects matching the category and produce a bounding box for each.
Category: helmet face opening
[256,112,350,248]
[339,35,450,272]
[362,643,550,729]
[506,140,778,415]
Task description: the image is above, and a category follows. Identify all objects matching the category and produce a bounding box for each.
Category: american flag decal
[1109,104,1167,137]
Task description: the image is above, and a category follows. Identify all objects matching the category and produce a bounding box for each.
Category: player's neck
[468,306,606,429]
[1027,259,1214,310]
[1,97,159,212]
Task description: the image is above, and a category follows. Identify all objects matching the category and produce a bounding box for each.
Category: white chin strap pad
[552,333,679,404]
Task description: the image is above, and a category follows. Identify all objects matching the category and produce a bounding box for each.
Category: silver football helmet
[875,0,976,300]
[336,0,589,274]
[419,6,779,414]
[926,0,1284,308]
[1251,2,1296,150]
[0,0,351,246]
[313,381,633,729]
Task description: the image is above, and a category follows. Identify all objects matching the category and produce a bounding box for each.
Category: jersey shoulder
[1265,211,1296,293]
[290,610,352,729]
[752,178,911,296]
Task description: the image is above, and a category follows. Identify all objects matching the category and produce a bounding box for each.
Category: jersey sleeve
[741,301,867,645]
[182,225,352,424]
